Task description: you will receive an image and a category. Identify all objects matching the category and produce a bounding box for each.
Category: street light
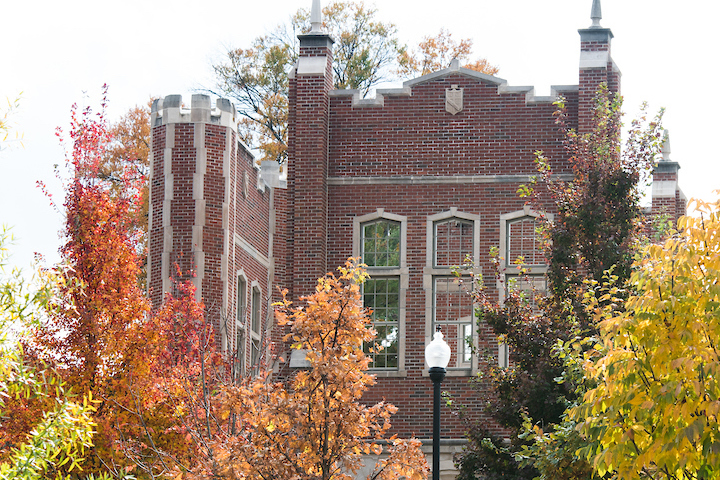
[425,329,451,480]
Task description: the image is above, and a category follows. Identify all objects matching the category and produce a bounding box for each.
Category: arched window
[425,209,480,372]
[353,210,408,376]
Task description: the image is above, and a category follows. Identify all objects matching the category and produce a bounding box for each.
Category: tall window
[500,208,549,306]
[363,277,399,368]
[507,215,544,267]
[433,276,474,366]
[354,210,407,376]
[498,207,550,367]
[361,219,400,369]
[426,209,479,372]
[235,275,247,378]
[434,218,474,267]
[250,285,261,368]
[362,220,401,268]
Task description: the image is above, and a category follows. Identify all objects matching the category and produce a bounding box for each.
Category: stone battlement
[151,94,237,130]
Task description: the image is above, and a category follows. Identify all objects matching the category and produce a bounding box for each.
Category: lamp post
[425,329,451,480]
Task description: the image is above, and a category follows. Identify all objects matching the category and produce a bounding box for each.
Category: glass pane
[251,289,261,334]
[362,220,401,267]
[506,274,547,310]
[508,217,544,266]
[433,276,474,366]
[435,219,473,267]
[363,277,400,369]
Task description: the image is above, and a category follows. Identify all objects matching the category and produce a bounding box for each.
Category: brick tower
[149,94,273,372]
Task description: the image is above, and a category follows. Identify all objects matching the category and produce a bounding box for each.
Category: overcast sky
[2,0,718,272]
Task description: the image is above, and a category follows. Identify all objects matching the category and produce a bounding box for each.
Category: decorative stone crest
[445,85,463,115]
[243,171,249,198]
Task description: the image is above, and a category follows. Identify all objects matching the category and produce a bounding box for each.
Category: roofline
[403,59,506,87]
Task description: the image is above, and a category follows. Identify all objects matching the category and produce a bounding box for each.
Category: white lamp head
[425,330,452,369]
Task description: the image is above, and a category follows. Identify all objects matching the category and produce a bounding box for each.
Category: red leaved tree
[20,86,201,477]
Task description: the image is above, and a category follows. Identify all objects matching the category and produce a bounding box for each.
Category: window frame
[353,209,408,377]
[249,282,262,370]
[234,272,248,377]
[424,208,480,375]
[497,206,552,367]
[498,206,551,303]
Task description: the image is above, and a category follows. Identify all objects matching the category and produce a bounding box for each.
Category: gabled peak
[404,60,506,88]
[590,0,602,28]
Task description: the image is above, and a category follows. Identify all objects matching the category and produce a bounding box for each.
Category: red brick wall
[149,98,273,371]
[285,34,334,300]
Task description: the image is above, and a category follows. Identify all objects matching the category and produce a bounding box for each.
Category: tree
[23,87,190,476]
[210,1,404,163]
[455,85,664,480]
[397,28,499,78]
[0,228,127,480]
[0,95,22,150]
[571,198,720,480]
[191,260,429,480]
[103,103,152,287]
[210,2,498,164]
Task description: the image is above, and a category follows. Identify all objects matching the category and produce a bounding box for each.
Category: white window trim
[498,206,552,303]
[234,271,248,375]
[249,281,262,370]
[496,206,552,367]
[424,208,480,376]
[353,209,408,377]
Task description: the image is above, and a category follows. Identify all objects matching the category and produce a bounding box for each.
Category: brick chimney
[284,0,334,300]
[578,0,620,133]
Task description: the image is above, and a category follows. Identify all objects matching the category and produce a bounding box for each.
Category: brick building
[148,0,684,477]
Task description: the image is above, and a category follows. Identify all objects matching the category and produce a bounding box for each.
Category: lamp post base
[429,366,446,480]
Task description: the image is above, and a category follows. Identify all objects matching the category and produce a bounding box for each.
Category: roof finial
[311,0,322,33]
[590,0,602,27]
[662,129,672,161]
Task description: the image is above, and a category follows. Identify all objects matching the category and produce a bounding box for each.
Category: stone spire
[590,0,602,27]
[662,129,672,161]
[311,0,322,33]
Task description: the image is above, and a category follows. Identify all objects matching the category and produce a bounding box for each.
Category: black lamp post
[425,329,451,480]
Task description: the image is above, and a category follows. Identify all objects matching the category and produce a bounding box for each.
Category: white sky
[2,0,718,272]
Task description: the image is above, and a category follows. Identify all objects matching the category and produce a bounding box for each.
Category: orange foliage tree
[397,28,499,78]
[191,260,429,480]
[103,103,152,287]
[22,87,202,477]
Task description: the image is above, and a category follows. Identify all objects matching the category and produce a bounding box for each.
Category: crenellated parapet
[151,94,237,130]
[328,60,580,108]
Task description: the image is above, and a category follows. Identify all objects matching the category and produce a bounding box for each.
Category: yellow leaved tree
[194,260,429,480]
[573,197,720,480]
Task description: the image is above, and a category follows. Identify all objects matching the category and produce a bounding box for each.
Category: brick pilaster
[287,32,334,301]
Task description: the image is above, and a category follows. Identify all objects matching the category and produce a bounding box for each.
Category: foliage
[455,85,664,480]
[191,260,429,480]
[397,28,499,78]
[102,103,152,288]
[0,232,124,480]
[210,1,403,163]
[572,198,720,480]
[20,86,190,477]
[103,104,151,239]
[210,2,497,163]
[0,95,22,150]
[136,279,226,477]
[305,2,403,94]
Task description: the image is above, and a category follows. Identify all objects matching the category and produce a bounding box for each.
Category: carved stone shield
[445,85,464,115]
